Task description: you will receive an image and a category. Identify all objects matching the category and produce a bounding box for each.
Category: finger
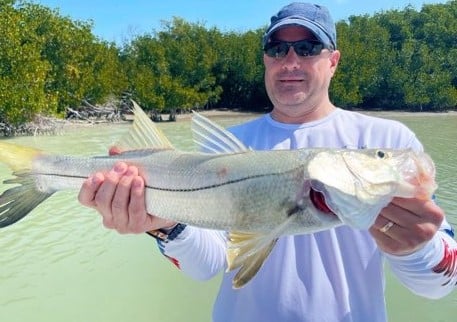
[126,177,176,233]
[370,214,413,255]
[370,208,437,255]
[109,146,123,156]
[78,173,104,208]
[126,176,151,233]
[370,224,395,243]
[371,213,409,239]
[380,199,443,239]
[95,162,128,228]
[377,202,414,229]
[369,225,400,253]
[390,197,444,226]
[111,166,138,233]
[370,222,427,256]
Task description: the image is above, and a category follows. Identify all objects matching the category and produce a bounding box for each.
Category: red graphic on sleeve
[432,239,457,286]
[164,254,181,269]
[156,240,181,269]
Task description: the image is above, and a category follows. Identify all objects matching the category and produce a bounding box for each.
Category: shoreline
[2,108,456,137]
[134,108,457,122]
[358,109,457,117]
[39,108,457,129]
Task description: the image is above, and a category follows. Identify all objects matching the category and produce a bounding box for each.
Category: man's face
[263,26,340,121]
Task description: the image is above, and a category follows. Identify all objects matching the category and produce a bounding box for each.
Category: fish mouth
[309,188,335,216]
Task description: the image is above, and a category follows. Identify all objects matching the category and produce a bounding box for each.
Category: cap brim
[264,18,332,48]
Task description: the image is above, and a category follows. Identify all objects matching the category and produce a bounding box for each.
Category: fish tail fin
[0,171,54,227]
[0,141,41,172]
[0,141,53,227]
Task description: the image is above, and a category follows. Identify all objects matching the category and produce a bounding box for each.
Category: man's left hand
[370,197,445,256]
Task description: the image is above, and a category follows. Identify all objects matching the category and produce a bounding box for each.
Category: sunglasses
[263,39,330,58]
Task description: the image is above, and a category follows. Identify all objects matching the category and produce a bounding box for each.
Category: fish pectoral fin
[0,172,53,227]
[227,231,278,289]
[227,214,299,288]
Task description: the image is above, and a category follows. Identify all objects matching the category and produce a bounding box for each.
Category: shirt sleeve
[155,226,228,281]
[384,219,457,299]
[383,123,457,298]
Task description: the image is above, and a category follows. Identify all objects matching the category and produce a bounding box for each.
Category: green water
[0,113,456,322]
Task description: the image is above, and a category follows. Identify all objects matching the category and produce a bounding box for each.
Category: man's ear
[329,50,341,76]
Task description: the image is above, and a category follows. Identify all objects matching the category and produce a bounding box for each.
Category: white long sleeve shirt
[158,108,456,322]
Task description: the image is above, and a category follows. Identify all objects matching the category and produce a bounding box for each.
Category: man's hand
[78,157,176,234]
[370,197,445,256]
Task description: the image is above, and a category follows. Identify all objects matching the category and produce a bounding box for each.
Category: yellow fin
[226,213,299,288]
[227,231,278,289]
[0,142,52,227]
[115,100,174,150]
[0,141,41,171]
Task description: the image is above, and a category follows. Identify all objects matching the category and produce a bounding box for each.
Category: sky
[32,0,446,44]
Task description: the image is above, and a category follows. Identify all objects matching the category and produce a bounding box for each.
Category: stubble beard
[268,80,330,121]
[272,82,311,109]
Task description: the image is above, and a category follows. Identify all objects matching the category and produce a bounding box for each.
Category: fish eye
[376,150,386,159]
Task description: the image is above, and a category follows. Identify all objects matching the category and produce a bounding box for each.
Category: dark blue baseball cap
[263,2,337,49]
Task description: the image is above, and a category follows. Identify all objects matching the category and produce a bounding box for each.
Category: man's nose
[281,47,301,69]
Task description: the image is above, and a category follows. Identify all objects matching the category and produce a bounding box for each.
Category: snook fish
[0,102,437,288]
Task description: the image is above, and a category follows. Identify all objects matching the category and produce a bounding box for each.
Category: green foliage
[333,1,457,111]
[216,29,268,110]
[24,3,127,110]
[121,35,169,110]
[332,15,392,107]
[1,0,457,126]
[121,18,225,113]
[155,18,222,111]
[0,1,56,124]
[0,0,127,124]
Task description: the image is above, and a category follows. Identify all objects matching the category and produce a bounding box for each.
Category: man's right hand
[78,159,176,234]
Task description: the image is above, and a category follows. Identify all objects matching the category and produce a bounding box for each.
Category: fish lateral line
[144,166,305,192]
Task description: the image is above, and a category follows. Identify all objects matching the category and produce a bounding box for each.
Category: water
[0,113,456,322]
[378,113,457,322]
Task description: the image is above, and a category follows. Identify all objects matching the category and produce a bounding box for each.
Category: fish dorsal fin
[116,101,174,150]
[191,112,249,154]
[226,215,297,289]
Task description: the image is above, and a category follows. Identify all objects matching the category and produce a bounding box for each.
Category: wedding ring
[380,221,394,233]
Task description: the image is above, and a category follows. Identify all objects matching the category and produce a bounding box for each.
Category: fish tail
[0,141,41,171]
[0,171,54,227]
[0,141,51,227]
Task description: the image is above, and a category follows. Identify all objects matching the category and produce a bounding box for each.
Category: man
[79,3,456,321]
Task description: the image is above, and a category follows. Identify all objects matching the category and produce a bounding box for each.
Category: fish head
[307,149,437,229]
